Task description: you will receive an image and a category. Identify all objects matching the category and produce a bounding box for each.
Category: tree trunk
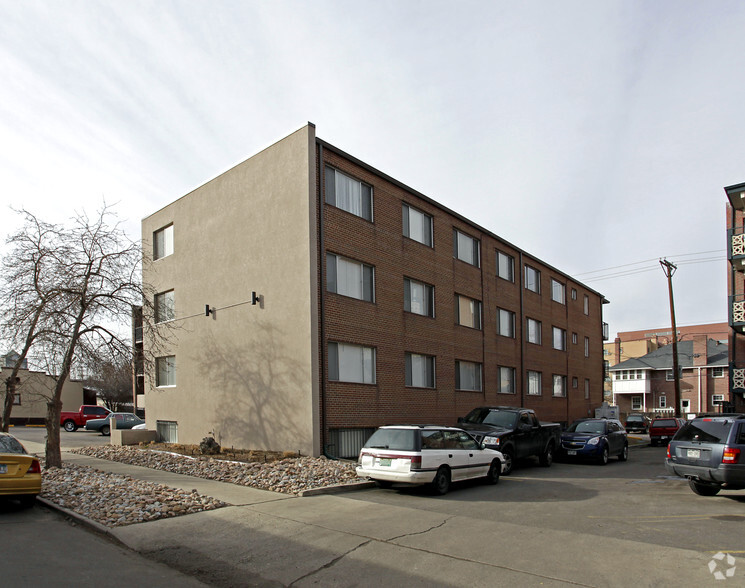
[45,395,63,468]
[1,378,16,432]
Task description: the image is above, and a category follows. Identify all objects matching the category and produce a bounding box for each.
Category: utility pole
[660,259,681,418]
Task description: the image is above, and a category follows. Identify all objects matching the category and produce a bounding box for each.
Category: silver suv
[356,425,505,495]
[665,414,745,496]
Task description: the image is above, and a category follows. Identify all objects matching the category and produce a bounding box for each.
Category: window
[453,229,480,267]
[666,370,675,381]
[552,375,567,397]
[526,318,542,344]
[328,342,376,384]
[527,371,542,396]
[156,356,176,387]
[405,353,435,388]
[497,251,514,282]
[402,204,433,247]
[712,367,725,378]
[572,332,578,345]
[572,377,579,389]
[551,279,565,304]
[327,253,374,302]
[525,265,540,293]
[404,278,434,317]
[456,295,482,329]
[153,224,174,260]
[12,393,20,405]
[631,396,642,411]
[712,394,725,404]
[325,167,373,221]
[456,360,482,391]
[552,327,566,351]
[571,288,577,300]
[497,308,516,338]
[498,367,516,394]
[584,378,590,399]
[155,290,175,323]
[584,337,590,358]
[583,294,589,315]
[659,395,667,408]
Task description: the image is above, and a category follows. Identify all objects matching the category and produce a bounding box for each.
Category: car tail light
[722,447,741,464]
[27,459,41,474]
[409,455,421,470]
[666,444,671,459]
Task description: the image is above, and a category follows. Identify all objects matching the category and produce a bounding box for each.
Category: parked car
[60,404,112,432]
[356,425,504,495]
[624,414,650,433]
[0,432,41,508]
[457,406,561,474]
[665,414,745,496]
[85,412,145,436]
[649,417,686,446]
[559,418,628,464]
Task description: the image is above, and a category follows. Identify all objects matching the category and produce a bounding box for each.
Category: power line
[579,252,725,283]
[574,249,725,278]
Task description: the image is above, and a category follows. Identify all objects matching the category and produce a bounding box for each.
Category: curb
[298,480,375,497]
[36,496,126,546]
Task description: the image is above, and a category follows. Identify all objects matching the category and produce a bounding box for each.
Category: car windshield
[627,416,643,421]
[363,428,418,451]
[674,420,732,443]
[463,409,518,428]
[653,419,677,427]
[0,435,27,454]
[567,421,605,435]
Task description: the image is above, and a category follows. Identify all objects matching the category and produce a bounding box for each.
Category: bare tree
[82,347,133,411]
[0,213,65,431]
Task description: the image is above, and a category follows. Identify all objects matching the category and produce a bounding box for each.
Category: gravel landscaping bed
[38,445,359,528]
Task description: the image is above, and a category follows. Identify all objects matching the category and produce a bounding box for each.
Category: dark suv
[665,414,745,496]
[624,414,650,433]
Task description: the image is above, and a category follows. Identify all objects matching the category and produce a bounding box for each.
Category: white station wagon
[356,425,505,495]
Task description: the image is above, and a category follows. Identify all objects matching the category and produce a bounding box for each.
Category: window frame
[405,352,436,388]
[527,370,542,396]
[552,326,567,351]
[551,278,566,304]
[404,278,435,318]
[402,203,433,247]
[496,250,515,282]
[497,307,516,338]
[552,374,567,397]
[526,318,542,345]
[455,360,482,391]
[328,342,377,384]
[456,294,482,330]
[326,252,375,303]
[453,229,480,267]
[154,289,175,324]
[631,396,643,411]
[153,224,174,261]
[325,166,373,221]
[498,366,516,394]
[155,355,176,387]
[524,265,541,293]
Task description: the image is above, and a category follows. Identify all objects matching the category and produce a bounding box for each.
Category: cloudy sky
[1,0,741,336]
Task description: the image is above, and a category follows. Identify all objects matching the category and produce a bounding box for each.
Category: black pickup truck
[457,406,562,474]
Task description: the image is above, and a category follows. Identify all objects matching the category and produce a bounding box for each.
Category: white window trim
[402,203,433,247]
[453,229,480,267]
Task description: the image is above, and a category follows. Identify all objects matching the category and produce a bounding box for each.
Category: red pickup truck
[60,405,111,432]
[649,417,686,446]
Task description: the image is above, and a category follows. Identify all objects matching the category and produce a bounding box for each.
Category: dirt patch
[139,442,298,464]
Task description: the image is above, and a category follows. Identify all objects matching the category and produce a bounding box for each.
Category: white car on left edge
[356,425,505,495]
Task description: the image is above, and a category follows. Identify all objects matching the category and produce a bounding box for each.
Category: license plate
[378,458,392,467]
[687,449,701,459]
[567,450,577,456]
[0,465,6,474]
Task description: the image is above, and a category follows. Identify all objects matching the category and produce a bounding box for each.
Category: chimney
[692,334,707,367]
[614,337,621,363]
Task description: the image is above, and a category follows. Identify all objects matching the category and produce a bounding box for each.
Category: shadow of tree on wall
[197,318,310,454]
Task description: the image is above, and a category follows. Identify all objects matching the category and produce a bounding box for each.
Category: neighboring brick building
[725,182,745,412]
[141,124,608,457]
[609,336,728,419]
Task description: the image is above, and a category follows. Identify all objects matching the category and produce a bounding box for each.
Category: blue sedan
[559,418,628,465]
[85,413,144,436]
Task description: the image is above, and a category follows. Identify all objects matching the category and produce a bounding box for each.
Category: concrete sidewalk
[27,441,719,587]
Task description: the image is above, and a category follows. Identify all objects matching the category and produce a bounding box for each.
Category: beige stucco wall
[141,124,320,455]
[1,367,85,421]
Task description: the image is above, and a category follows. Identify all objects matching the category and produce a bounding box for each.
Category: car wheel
[618,444,628,462]
[597,446,609,465]
[101,425,110,436]
[485,459,501,485]
[430,466,451,495]
[539,443,554,467]
[374,480,393,489]
[18,495,36,509]
[63,420,77,432]
[501,447,515,475]
[689,480,721,496]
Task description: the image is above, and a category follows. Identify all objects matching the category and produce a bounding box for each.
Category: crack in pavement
[287,539,372,587]
[386,515,454,542]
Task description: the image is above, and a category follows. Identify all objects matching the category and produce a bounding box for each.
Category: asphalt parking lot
[345,442,745,556]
